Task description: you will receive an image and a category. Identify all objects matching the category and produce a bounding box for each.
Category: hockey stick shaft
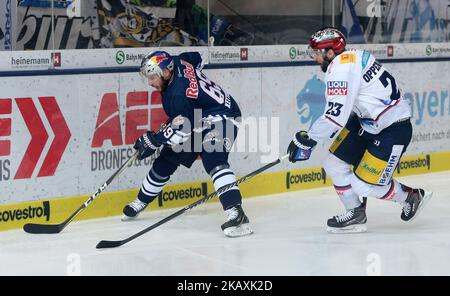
[64,151,140,226]
[96,154,289,249]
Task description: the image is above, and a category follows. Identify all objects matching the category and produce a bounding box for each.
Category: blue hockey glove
[287,131,317,163]
[134,131,161,160]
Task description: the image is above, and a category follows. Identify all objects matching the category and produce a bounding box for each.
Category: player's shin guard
[351,176,410,204]
[375,180,408,203]
[210,166,253,237]
[212,167,241,210]
[323,153,362,210]
[122,168,169,221]
[334,184,362,211]
[139,168,170,203]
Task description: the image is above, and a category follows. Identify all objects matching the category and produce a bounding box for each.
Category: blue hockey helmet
[140,51,174,78]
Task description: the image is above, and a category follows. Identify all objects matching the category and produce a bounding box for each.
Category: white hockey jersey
[308,49,411,143]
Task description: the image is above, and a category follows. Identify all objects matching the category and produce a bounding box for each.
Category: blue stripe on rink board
[1,57,450,77]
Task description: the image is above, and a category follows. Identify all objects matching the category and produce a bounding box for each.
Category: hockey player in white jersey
[287,27,432,233]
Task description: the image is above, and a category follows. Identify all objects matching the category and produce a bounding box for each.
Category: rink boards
[1,45,450,231]
[1,151,449,231]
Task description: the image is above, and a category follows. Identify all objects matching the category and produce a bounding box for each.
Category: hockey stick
[23,120,172,234]
[23,151,143,234]
[96,154,289,249]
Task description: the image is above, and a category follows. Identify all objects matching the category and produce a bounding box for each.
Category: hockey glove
[134,131,161,160]
[287,131,317,163]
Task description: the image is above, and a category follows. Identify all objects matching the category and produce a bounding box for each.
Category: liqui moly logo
[327,81,348,96]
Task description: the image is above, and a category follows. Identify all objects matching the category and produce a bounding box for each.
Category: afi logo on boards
[91,91,168,148]
[0,97,71,179]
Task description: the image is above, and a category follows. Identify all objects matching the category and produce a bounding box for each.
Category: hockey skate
[122,198,149,221]
[400,185,432,222]
[221,205,253,237]
[327,198,367,234]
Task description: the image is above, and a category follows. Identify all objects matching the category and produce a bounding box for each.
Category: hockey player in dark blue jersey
[122,50,253,237]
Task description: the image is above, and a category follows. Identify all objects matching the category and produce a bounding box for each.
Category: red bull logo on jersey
[327,81,348,96]
[181,60,199,99]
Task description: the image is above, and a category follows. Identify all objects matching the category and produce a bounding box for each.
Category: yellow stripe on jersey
[329,128,350,153]
[355,150,387,184]
[340,53,356,64]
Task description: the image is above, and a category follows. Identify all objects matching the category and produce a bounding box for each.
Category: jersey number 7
[326,102,344,117]
[379,71,401,101]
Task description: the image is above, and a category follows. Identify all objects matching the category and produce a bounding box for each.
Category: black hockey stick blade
[23,210,77,234]
[23,223,63,234]
[23,209,76,234]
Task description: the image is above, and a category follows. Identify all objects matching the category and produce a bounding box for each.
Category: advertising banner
[2,44,450,72]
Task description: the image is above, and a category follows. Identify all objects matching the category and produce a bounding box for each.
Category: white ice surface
[1,171,449,276]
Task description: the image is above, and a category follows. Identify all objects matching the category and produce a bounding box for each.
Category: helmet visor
[307,46,325,59]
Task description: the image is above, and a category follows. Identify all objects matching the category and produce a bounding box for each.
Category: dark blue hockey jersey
[161,52,241,128]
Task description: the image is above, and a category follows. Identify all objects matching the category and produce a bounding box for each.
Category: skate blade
[407,191,433,222]
[223,224,253,237]
[121,214,139,222]
[327,224,367,234]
